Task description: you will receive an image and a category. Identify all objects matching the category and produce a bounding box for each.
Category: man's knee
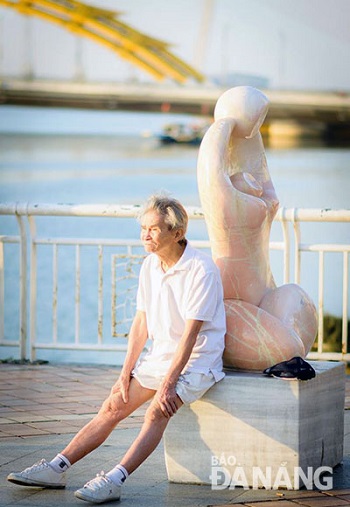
[98,391,127,423]
[144,401,168,424]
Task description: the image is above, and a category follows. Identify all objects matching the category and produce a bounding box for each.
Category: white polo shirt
[134,242,226,381]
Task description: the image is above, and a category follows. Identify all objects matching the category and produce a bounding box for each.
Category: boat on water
[159,121,211,145]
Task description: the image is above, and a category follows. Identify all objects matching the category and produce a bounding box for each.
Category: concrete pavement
[1,362,350,507]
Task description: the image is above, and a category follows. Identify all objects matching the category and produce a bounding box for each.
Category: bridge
[1,0,350,135]
[0,0,204,84]
[1,78,350,129]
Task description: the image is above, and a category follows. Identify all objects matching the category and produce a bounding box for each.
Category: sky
[0,0,349,91]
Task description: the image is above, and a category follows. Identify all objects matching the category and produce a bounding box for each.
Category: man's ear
[174,228,184,242]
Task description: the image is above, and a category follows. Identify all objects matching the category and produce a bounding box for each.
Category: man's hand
[155,381,181,418]
[111,373,130,403]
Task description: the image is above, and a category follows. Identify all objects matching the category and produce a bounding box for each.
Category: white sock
[49,453,71,473]
[106,464,129,486]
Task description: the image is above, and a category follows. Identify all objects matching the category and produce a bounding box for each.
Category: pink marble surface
[197,87,317,370]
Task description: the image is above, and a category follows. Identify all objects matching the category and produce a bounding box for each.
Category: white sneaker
[7,459,66,488]
[74,472,121,504]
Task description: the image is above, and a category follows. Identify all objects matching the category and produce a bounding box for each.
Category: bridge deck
[1,79,350,125]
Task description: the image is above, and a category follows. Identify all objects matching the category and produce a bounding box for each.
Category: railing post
[15,207,28,361]
[0,241,4,342]
[75,245,81,344]
[28,216,37,362]
[98,245,104,344]
[52,243,58,345]
[317,251,325,355]
[291,208,301,284]
[342,252,349,357]
[280,207,290,284]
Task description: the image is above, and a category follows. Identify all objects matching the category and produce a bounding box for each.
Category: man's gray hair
[139,194,188,244]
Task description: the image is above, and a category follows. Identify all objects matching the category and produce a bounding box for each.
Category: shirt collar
[155,242,194,274]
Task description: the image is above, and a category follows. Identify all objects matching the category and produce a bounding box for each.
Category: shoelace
[23,459,48,474]
[84,472,111,491]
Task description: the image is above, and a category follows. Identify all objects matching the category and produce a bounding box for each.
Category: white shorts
[132,370,219,405]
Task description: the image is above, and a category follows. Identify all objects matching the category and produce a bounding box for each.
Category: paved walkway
[0,362,350,507]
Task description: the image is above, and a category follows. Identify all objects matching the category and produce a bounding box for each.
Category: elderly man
[8,194,226,504]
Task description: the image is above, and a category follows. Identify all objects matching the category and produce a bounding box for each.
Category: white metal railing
[0,203,349,364]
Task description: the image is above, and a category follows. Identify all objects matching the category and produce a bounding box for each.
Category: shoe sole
[7,476,66,489]
[74,489,120,504]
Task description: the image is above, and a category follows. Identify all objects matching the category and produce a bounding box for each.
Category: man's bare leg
[62,378,155,465]
[6,378,155,490]
[119,395,183,474]
[73,393,183,503]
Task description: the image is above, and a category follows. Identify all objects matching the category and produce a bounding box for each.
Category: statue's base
[164,361,345,489]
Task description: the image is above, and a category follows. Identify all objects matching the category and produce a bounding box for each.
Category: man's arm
[113,310,148,402]
[156,319,203,418]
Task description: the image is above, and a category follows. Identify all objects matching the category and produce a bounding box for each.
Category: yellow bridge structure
[0,0,204,84]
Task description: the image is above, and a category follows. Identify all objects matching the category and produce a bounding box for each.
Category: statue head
[214,86,269,139]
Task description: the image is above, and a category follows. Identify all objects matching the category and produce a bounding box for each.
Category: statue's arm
[197,118,268,231]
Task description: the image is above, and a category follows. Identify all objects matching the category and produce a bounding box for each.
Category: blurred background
[1,0,350,90]
[0,0,349,364]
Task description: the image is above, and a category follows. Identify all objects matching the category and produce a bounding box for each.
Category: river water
[0,107,349,210]
[0,106,349,363]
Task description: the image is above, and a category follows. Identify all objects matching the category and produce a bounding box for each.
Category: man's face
[140,210,180,256]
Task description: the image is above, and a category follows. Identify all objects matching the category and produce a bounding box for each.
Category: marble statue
[197,86,317,370]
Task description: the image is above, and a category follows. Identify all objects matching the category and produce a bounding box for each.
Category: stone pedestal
[164,361,345,489]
